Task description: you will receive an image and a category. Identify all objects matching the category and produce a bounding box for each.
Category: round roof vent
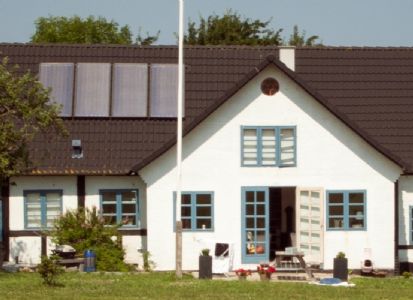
[261,78,279,96]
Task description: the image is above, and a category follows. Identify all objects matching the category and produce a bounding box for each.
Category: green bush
[51,207,132,271]
[37,254,64,285]
[402,271,412,279]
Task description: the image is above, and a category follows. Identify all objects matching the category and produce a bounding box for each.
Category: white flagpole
[175,0,184,278]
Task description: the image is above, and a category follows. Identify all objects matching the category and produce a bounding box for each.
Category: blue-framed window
[24,190,62,229]
[241,126,296,167]
[326,190,366,231]
[409,206,413,244]
[100,190,140,227]
[174,192,214,231]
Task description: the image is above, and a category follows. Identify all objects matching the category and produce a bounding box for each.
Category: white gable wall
[141,65,401,270]
[398,176,413,264]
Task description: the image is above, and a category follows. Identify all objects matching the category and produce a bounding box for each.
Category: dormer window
[71,139,83,159]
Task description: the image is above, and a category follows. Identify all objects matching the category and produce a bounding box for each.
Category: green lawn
[0,272,412,300]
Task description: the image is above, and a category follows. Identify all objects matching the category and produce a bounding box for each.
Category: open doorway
[269,187,296,260]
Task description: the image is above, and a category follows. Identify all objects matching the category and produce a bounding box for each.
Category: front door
[241,187,269,263]
[296,188,324,264]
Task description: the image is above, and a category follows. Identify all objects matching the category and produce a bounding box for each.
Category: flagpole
[175,0,184,278]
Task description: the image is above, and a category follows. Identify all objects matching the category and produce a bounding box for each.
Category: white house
[1,44,413,273]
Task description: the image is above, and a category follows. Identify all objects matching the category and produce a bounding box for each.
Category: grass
[0,271,413,299]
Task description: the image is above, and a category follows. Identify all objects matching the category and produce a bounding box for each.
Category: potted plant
[333,251,348,281]
[257,264,276,281]
[235,268,252,280]
[199,248,212,279]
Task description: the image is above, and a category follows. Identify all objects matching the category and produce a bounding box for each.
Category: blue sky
[0,0,412,46]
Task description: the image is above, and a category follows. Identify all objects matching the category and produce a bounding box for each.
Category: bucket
[84,250,96,272]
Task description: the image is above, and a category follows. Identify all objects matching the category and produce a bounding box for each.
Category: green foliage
[336,251,346,259]
[185,10,283,46]
[142,250,156,272]
[51,207,131,271]
[31,15,158,45]
[37,254,64,286]
[201,248,210,256]
[0,57,65,178]
[288,25,321,46]
[402,271,412,279]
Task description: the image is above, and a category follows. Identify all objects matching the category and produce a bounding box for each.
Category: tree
[0,58,65,179]
[287,25,321,46]
[185,10,283,46]
[31,15,159,45]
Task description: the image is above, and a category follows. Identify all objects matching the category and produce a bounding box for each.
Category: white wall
[398,176,413,263]
[8,175,147,266]
[140,65,401,270]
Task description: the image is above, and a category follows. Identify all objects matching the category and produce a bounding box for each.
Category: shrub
[142,250,156,272]
[37,254,64,286]
[51,207,131,271]
[402,271,412,279]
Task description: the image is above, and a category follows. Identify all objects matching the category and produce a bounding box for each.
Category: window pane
[261,129,276,165]
[243,129,258,165]
[349,205,364,217]
[181,194,191,205]
[75,63,110,116]
[103,215,117,225]
[256,217,265,228]
[280,128,295,165]
[246,204,254,215]
[46,192,61,227]
[182,218,191,229]
[121,191,137,202]
[196,194,211,205]
[122,204,136,214]
[329,217,344,229]
[112,63,148,117]
[329,193,343,204]
[329,205,344,216]
[256,191,265,202]
[122,215,136,226]
[256,204,265,215]
[181,206,191,217]
[349,193,364,204]
[102,203,116,214]
[39,63,74,116]
[196,219,211,230]
[349,217,364,228]
[102,191,116,203]
[196,206,211,217]
[246,191,255,202]
[150,64,178,117]
[26,193,41,228]
[246,217,255,228]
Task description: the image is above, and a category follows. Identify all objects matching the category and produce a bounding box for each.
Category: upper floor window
[24,190,62,229]
[39,62,179,118]
[100,190,140,227]
[174,192,214,231]
[326,190,366,231]
[241,126,296,167]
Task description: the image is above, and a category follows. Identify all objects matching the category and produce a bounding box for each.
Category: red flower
[257,264,276,274]
[235,268,252,276]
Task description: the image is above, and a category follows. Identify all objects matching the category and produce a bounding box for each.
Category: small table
[274,251,313,279]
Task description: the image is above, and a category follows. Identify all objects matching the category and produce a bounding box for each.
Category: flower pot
[238,275,247,281]
[199,255,212,279]
[333,258,348,281]
[259,273,271,281]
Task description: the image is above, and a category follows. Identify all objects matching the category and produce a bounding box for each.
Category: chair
[212,242,234,274]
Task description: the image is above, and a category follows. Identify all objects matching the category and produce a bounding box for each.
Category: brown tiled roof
[1,44,413,174]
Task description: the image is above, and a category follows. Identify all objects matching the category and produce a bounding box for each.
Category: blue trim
[241,126,296,167]
[173,191,214,232]
[241,187,269,264]
[326,190,367,231]
[99,189,140,228]
[23,190,63,229]
[409,206,413,245]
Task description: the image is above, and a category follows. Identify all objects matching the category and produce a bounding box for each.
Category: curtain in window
[150,64,178,117]
[75,63,111,116]
[112,63,148,117]
[39,63,74,116]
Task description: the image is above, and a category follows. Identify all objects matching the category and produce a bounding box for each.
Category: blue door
[241,187,269,263]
